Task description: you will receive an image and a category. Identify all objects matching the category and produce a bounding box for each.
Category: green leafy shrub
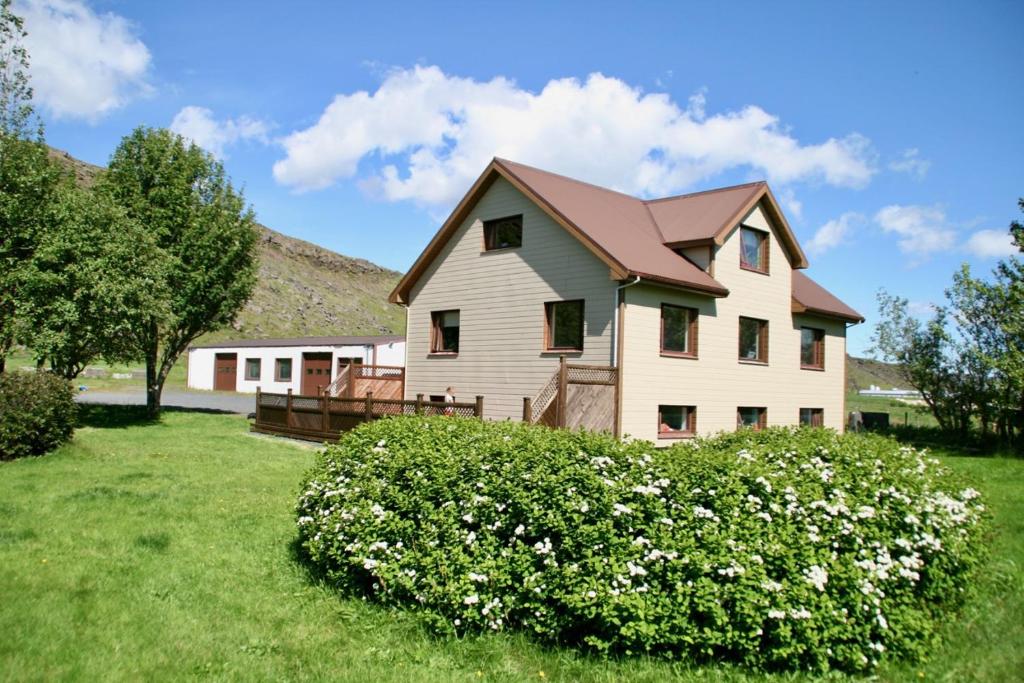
[296,418,988,672]
[0,370,77,460]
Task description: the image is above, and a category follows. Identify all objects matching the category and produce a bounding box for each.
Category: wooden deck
[252,389,483,442]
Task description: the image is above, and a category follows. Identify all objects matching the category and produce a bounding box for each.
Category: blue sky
[20,0,1024,355]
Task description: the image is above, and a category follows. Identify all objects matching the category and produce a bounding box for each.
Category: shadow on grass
[76,403,238,429]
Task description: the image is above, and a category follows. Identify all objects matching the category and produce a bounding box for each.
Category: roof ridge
[642,180,767,205]
[494,157,645,203]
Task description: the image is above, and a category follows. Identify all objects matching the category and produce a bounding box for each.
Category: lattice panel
[356,366,404,380]
[530,373,559,422]
[259,394,288,408]
[566,366,617,385]
[292,396,322,411]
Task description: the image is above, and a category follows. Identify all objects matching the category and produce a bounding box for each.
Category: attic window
[740,227,769,273]
[483,215,523,250]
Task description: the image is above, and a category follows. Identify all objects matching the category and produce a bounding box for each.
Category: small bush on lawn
[296,418,988,673]
[0,370,77,460]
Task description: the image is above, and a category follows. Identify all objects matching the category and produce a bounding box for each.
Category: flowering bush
[296,418,988,672]
[0,370,76,460]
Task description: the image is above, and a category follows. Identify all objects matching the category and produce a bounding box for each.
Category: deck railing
[253,388,483,442]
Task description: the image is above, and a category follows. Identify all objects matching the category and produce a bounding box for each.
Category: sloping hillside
[847,355,909,392]
[49,147,405,341]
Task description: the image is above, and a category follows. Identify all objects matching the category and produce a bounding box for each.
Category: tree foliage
[16,184,168,378]
[99,127,259,416]
[872,199,1024,449]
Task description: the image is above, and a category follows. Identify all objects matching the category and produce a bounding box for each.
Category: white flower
[804,565,829,592]
[613,503,632,517]
[660,517,674,526]
[761,579,783,592]
[463,594,479,605]
[468,572,488,583]
[362,558,379,570]
[632,536,651,547]
[768,609,787,619]
[586,590,597,598]
[462,513,474,524]
[514,524,525,536]
[627,561,647,577]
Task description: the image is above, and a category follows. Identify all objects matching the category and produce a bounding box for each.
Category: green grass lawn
[1,410,1021,682]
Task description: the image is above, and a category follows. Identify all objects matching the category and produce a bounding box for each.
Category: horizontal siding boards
[405,176,616,421]
[620,203,847,442]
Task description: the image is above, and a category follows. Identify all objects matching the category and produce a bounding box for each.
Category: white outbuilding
[187,335,405,395]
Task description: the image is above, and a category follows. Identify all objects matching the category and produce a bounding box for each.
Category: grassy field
[1,410,1021,681]
[3,348,187,393]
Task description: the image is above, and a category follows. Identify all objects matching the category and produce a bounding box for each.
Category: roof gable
[792,271,864,323]
[390,158,814,304]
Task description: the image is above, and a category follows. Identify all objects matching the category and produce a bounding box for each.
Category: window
[738,317,769,363]
[545,300,584,351]
[275,358,292,382]
[740,226,769,273]
[430,310,460,354]
[661,304,698,357]
[737,407,767,430]
[658,405,696,438]
[483,214,523,250]
[801,327,825,369]
[245,358,261,381]
[800,408,824,427]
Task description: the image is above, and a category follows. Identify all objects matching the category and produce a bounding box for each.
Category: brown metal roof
[190,335,405,350]
[646,182,767,244]
[792,271,864,322]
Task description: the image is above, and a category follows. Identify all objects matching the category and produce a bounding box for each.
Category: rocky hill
[847,355,908,393]
[49,147,406,342]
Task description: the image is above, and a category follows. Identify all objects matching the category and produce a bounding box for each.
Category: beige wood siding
[620,202,847,442]
[405,176,616,420]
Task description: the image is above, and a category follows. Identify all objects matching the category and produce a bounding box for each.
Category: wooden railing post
[415,393,424,415]
[522,396,532,423]
[475,395,484,419]
[556,354,568,428]
[255,386,262,426]
[364,391,374,422]
[321,390,329,433]
[286,388,293,428]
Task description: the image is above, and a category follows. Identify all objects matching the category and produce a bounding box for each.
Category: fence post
[322,390,330,433]
[255,386,262,426]
[416,393,424,415]
[286,388,293,428]
[522,396,532,423]
[475,395,484,419]
[556,354,568,427]
[365,391,374,422]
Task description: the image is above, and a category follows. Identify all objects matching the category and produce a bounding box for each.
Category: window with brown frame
[737,406,767,430]
[658,405,696,438]
[740,226,769,273]
[430,310,460,354]
[661,304,698,357]
[800,327,825,369]
[244,358,261,381]
[483,214,523,250]
[800,408,824,427]
[274,358,292,382]
[544,300,584,351]
[738,316,769,363]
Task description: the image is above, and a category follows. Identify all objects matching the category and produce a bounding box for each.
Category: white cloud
[889,148,930,180]
[964,229,1017,259]
[806,212,864,255]
[777,187,803,221]
[170,106,270,159]
[273,66,877,204]
[17,0,152,120]
[874,204,956,259]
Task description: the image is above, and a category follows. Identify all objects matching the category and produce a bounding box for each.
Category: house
[187,335,405,396]
[389,158,863,442]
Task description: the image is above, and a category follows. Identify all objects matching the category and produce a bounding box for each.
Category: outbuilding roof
[190,335,405,350]
[390,158,860,323]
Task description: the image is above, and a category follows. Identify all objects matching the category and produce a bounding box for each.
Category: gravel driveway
[75,389,255,415]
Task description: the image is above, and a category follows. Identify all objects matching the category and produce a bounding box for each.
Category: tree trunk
[146,349,160,419]
[0,355,5,373]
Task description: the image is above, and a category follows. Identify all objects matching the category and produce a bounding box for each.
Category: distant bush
[296,418,989,673]
[0,370,77,460]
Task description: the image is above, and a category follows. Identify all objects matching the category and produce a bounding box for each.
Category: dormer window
[483,215,523,250]
[740,226,769,273]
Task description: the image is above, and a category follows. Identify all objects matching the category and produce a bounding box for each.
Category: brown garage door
[214,353,237,391]
[301,352,333,396]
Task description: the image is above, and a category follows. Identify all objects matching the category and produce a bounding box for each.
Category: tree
[99,127,259,417]
[0,0,57,372]
[15,183,168,378]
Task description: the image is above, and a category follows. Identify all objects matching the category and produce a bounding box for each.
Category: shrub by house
[0,370,76,459]
[296,417,988,672]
